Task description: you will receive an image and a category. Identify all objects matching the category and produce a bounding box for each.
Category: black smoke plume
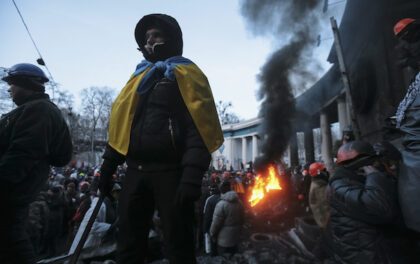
[240,0,323,170]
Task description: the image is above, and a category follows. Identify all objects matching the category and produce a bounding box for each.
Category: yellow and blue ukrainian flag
[108,56,224,155]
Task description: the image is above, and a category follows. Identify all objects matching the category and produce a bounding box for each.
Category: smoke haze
[240,0,323,168]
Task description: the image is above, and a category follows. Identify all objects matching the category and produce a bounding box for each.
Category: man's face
[7,83,29,104]
[144,28,166,55]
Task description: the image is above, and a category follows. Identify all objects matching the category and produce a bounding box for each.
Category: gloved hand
[175,183,201,207]
[99,160,117,197]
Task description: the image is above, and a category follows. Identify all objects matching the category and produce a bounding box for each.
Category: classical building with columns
[211,117,262,170]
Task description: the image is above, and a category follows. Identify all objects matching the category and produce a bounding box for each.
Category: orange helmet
[94,172,100,177]
[337,141,375,165]
[309,163,325,177]
[394,18,416,36]
[222,172,231,178]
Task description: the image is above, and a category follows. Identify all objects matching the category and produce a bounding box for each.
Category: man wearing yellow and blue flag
[98,14,223,263]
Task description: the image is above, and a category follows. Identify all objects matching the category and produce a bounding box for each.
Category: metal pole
[69,195,105,264]
[330,16,361,140]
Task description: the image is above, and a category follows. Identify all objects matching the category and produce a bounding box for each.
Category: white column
[211,152,217,169]
[242,137,247,165]
[337,97,349,139]
[229,138,234,170]
[320,111,334,171]
[286,144,292,167]
[252,135,258,161]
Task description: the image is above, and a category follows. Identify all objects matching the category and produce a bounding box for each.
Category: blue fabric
[133,56,192,95]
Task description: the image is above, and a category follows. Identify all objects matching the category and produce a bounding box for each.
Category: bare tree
[79,86,114,164]
[53,88,74,111]
[216,100,240,125]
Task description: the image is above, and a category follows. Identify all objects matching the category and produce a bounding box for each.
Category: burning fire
[249,165,282,207]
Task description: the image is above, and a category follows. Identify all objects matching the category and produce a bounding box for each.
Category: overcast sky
[0,0,346,119]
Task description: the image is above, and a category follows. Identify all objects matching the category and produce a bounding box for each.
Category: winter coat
[0,94,72,205]
[309,173,329,227]
[325,166,398,264]
[103,76,211,186]
[210,191,244,248]
[203,193,220,233]
[398,88,420,232]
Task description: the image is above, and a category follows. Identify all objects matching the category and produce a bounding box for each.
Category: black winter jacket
[103,77,211,186]
[325,166,398,264]
[398,90,420,232]
[0,94,72,205]
[203,193,220,233]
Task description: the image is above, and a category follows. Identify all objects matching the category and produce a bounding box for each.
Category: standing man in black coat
[99,14,223,264]
[325,141,398,264]
[202,184,221,255]
[0,63,73,264]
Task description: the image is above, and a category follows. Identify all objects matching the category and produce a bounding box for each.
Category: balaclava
[134,14,183,62]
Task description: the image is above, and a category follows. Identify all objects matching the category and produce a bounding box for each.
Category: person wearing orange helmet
[394,18,420,235]
[308,162,329,228]
[394,18,420,70]
[325,141,400,263]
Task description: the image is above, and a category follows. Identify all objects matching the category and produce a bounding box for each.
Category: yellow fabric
[174,63,224,153]
[108,69,149,154]
[108,63,224,155]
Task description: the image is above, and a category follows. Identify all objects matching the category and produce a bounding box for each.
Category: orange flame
[249,165,282,207]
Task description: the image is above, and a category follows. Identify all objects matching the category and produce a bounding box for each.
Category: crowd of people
[20,134,419,264]
[23,164,258,261]
[18,135,417,263]
[19,161,310,261]
[22,164,125,260]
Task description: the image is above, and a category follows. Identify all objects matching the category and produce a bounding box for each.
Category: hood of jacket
[221,190,239,203]
[135,14,183,62]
